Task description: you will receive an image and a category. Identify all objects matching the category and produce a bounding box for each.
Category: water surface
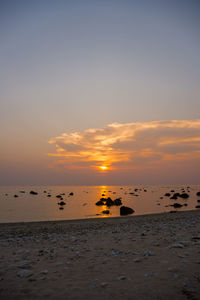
[0,185,199,223]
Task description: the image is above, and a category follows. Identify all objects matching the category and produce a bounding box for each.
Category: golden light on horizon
[48,120,200,173]
[99,165,108,171]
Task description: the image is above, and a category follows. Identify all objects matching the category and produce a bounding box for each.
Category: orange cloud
[48,120,200,171]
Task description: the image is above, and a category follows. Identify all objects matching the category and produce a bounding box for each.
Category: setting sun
[99,166,108,171]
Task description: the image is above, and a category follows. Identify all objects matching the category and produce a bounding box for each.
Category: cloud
[48,120,200,171]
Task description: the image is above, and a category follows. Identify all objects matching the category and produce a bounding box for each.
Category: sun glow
[48,120,200,172]
[99,166,108,171]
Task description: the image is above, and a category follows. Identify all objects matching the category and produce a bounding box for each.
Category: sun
[99,165,108,171]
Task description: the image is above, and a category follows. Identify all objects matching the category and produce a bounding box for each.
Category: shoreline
[0,208,199,228]
[0,209,200,299]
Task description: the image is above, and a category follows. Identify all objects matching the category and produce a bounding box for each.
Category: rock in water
[102,210,110,214]
[179,193,189,199]
[170,193,179,200]
[106,198,114,207]
[58,201,66,206]
[120,206,134,215]
[30,191,38,195]
[113,198,122,206]
[95,200,104,206]
[165,193,171,197]
[171,203,183,208]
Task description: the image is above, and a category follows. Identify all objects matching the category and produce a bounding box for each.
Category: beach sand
[0,210,200,299]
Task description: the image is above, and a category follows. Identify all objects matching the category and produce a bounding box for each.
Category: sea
[0,185,199,223]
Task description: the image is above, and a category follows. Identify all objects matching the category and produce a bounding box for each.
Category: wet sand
[0,210,200,299]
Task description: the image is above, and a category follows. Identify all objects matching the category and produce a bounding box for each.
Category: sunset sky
[0,0,200,185]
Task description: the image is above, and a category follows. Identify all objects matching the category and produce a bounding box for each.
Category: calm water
[0,185,199,223]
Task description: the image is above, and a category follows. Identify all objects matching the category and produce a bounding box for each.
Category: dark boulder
[196,192,200,197]
[171,203,183,208]
[197,199,200,203]
[69,192,74,196]
[195,205,200,209]
[113,198,122,206]
[165,193,171,197]
[58,201,66,206]
[179,193,189,199]
[95,200,104,206]
[102,210,110,214]
[120,206,134,215]
[170,193,180,199]
[14,195,18,198]
[59,207,64,210]
[100,197,107,202]
[106,198,114,207]
[30,191,38,195]
[20,191,25,193]
[96,197,116,207]
[175,192,180,197]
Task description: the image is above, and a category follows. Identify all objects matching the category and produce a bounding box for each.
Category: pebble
[144,273,153,278]
[101,282,108,287]
[168,267,179,273]
[152,241,160,246]
[40,269,48,274]
[144,251,155,256]
[117,275,126,280]
[133,258,141,263]
[178,241,190,247]
[17,269,33,278]
[110,250,119,256]
[28,278,36,282]
[17,260,32,268]
[169,243,184,249]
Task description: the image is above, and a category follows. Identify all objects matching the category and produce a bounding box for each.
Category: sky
[0,0,200,185]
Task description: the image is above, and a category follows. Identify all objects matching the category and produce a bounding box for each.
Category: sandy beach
[0,210,200,299]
